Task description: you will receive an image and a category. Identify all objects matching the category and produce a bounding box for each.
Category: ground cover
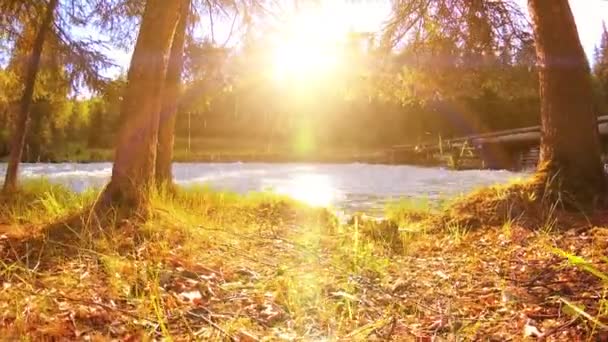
[0,180,605,340]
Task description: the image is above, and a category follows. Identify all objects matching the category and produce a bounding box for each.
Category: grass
[0,179,607,339]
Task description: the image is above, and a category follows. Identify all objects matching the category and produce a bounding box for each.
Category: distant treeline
[1,30,607,162]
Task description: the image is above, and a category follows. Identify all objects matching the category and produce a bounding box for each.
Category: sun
[270,9,345,82]
[272,41,337,81]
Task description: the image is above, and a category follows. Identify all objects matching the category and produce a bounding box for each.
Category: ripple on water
[0,162,527,215]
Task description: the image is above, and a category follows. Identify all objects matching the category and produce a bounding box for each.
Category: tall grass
[0,178,97,225]
[384,198,438,226]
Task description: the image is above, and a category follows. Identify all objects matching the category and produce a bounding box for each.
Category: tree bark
[101,0,181,210]
[528,0,606,205]
[2,0,58,193]
[156,0,190,186]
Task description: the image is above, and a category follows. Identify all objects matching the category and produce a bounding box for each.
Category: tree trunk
[156,0,190,186]
[2,0,58,193]
[528,0,606,205]
[101,0,181,210]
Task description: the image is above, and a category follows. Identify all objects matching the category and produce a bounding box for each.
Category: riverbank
[8,151,491,170]
[0,139,389,164]
[3,149,390,164]
[0,181,606,339]
[1,135,500,170]
[0,138,484,168]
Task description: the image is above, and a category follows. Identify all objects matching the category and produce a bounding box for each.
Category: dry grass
[437,178,607,233]
[0,180,606,340]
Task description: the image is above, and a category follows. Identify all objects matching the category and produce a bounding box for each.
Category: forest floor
[0,180,607,341]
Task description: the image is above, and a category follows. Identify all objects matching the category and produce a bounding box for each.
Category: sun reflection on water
[278,174,336,207]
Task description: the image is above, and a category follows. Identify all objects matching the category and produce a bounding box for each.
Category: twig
[62,295,157,324]
[539,317,578,340]
[205,0,216,44]
[222,12,238,47]
[19,286,158,324]
[384,316,397,341]
[558,297,608,330]
[187,310,236,341]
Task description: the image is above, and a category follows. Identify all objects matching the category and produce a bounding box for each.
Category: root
[44,183,150,243]
[532,160,608,209]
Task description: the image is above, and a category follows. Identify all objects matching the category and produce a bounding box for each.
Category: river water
[0,163,526,215]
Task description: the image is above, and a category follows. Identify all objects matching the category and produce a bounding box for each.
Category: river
[0,163,526,216]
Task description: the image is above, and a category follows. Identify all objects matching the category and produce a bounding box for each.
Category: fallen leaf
[391,278,408,293]
[523,321,542,338]
[434,270,449,280]
[179,291,202,302]
[237,330,259,342]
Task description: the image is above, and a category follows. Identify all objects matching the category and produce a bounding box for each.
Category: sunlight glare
[279,174,335,207]
[272,42,338,81]
[270,9,343,82]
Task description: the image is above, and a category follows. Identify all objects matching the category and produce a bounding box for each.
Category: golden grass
[0,180,606,340]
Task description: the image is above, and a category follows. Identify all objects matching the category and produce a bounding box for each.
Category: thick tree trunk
[528,0,606,205]
[156,0,190,186]
[101,0,181,210]
[2,0,58,193]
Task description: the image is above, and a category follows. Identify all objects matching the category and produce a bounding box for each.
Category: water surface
[0,163,526,215]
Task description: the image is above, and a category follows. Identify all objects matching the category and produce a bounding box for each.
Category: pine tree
[1,0,113,192]
[100,0,182,211]
[3,0,59,192]
[386,0,606,204]
[594,22,608,107]
[156,0,190,186]
[528,0,606,204]
[87,101,106,148]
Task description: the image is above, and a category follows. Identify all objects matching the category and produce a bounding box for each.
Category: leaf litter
[0,195,606,340]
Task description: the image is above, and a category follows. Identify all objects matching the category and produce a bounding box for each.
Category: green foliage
[66,100,89,141]
[0,70,121,160]
[1,2,541,161]
[555,248,608,283]
[0,69,18,155]
[594,23,608,113]
[173,35,540,154]
[553,249,608,332]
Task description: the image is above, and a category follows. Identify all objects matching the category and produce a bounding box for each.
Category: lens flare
[278,174,335,207]
[270,9,344,82]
